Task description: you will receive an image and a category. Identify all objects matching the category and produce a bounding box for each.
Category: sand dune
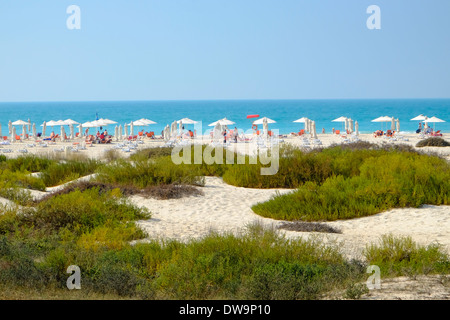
[131,176,450,261]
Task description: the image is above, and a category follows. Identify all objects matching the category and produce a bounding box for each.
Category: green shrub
[95,158,205,188]
[416,137,450,147]
[40,159,100,187]
[31,187,151,233]
[252,152,450,221]
[363,235,450,276]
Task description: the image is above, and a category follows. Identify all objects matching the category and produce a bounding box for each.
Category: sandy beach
[1,131,449,299]
[2,131,448,257]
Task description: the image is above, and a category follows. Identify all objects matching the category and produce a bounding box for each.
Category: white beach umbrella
[177,118,197,124]
[99,118,117,125]
[303,118,309,132]
[130,122,134,136]
[115,125,119,141]
[32,123,36,139]
[78,124,83,137]
[179,120,183,135]
[424,116,445,131]
[170,121,177,137]
[12,126,16,143]
[63,119,80,126]
[312,121,317,139]
[410,114,427,121]
[69,124,74,139]
[355,121,359,136]
[208,118,235,127]
[164,125,170,141]
[293,117,308,123]
[391,117,395,131]
[372,116,392,131]
[124,123,128,137]
[42,121,47,138]
[54,120,66,126]
[332,116,347,132]
[8,120,12,134]
[253,117,276,125]
[22,124,27,138]
[262,117,269,139]
[60,126,65,141]
[213,122,222,141]
[12,120,29,126]
[137,118,157,125]
[119,125,123,140]
[332,116,348,123]
[27,119,31,132]
[396,119,400,132]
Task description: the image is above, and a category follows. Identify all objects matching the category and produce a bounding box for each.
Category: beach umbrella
[69,124,74,139]
[312,121,317,139]
[213,122,222,141]
[42,121,47,138]
[12,120,29,126]
[371,116,392,131]
[115,126,119,141]
[208,118,235,127]
[179,120,183,135]
[262,117,269,140]
[8,120,12,134]
[293,117,308,123]
[32,123,36,139]
[60,126,65,141]
[355,121,359,136]
[171,121,177,138]
[12,126,16,143]
[22,124,27,139]
[332,116,347,132]
[424,116,445,131]
[164,125,170,141]
[396,119,400,132]
[391,117,395,132]
[140,118,157,125]
[410,114,427,121]
[253,117,276,125]
[124,123,128,137]
[130,122,134,136]
[27,119,31,132]
[99,118,117,125]
[63,119,80,126]
[119,125,123,140]
[303,118,309,132]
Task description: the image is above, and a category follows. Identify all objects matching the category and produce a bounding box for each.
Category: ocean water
[0,99,449,137]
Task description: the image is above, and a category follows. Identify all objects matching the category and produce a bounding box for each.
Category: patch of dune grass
[364,235,450,277]
[95,158,205,188]
[252,151,449,221]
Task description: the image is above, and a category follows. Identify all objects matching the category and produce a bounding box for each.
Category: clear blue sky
[0,0,449,101]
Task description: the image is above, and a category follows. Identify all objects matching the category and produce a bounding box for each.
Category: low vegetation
[0,142,448,299]
[416,137,450,147]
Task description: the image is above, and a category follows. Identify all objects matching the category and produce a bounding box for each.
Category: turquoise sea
[0,99,449,137]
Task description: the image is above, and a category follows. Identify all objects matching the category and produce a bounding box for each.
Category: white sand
[1,133,449,258]
[1,133,449,299]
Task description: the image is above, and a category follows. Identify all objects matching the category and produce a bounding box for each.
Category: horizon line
[1,97,450,104]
